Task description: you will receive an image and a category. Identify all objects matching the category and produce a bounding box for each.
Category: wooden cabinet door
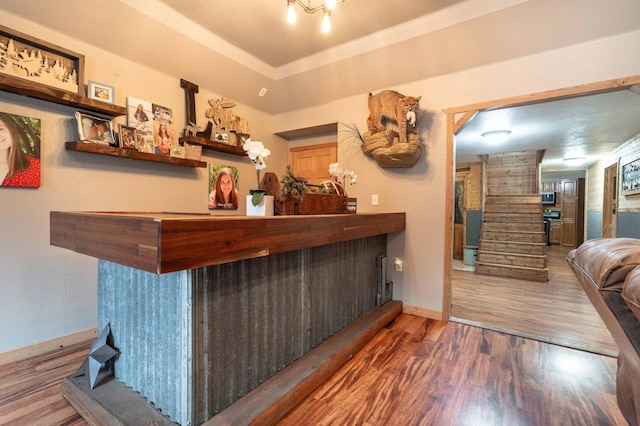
[290,143,337,185]
[549,221,561,245]
[560,179,577,196]
[541,181,556,192]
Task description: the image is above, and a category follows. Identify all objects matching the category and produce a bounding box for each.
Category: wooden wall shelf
[65,142,207,168]
[179,135,247,156]
[0,74,127,117]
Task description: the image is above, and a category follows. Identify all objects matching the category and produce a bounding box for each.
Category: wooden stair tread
[477,250,547,259]
[476,261,548,272]
[479,239,546,246]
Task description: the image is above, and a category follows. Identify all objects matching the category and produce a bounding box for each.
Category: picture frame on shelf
[0,24,85,95]
[622,158,640,196]
[75,111,115,145]
[118,124,137,150]
[235,133,250,148]
[213,130,230,145]
[88,81,114,104]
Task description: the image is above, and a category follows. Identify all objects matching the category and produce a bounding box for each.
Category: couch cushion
[566,238,640,289]
[623,266,640,322]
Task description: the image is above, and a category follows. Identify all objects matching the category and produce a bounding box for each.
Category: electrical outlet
[394,257,402,272]
[372,194,379,205]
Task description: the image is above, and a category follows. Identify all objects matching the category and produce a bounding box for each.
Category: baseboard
[0,328,97,366]
[403,303,443,321]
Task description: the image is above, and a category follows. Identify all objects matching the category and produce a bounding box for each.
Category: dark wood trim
[179,135,247,156]
[0,74,126,117]
[65,141,207,168]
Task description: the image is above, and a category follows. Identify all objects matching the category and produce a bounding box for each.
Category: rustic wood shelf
[179,135,247,156]
[65,142,207,168]
[0,74,127,117]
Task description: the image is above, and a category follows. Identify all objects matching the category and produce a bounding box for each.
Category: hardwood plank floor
[0,315,625,425]
[0,340,90,425]
[279,314,625,425]
[452,245,619,356]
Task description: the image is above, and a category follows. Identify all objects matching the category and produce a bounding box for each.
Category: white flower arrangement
[242,138,271,205]
[329,162,357,187]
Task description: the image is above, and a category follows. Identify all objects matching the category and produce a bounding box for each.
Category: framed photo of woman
[208,164,239,210]
[0,110,41,188]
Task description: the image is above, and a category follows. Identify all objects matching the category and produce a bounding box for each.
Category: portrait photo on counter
[208,164,239,210]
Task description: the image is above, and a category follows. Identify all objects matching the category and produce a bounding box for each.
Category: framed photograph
[622,158,640,196]
[75,111,115,145]
[88,81,114,104]
[118,124,137,150]
[233,132,250,148]
[209,164,239,210]
[213,130,230,145]
[0,111,41,188]
[0,24,85,95]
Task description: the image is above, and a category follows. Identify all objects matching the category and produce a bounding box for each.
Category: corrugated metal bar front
[192,235,386,423]
[98,260,192,425]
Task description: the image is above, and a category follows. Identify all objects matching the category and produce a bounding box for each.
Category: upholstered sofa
[567,238,640,426]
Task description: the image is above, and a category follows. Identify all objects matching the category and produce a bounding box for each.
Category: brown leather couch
[567,238,640,426]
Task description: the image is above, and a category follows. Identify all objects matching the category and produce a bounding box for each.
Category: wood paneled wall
[487,151,539,195]
[456,162,482,210]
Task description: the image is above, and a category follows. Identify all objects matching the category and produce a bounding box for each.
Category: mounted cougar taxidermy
[367,90,421,143]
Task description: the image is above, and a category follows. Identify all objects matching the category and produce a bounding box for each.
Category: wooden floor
[452,245,619,356]
[280,314,625,425]
[0,340,91,425]
[0,314,626,425]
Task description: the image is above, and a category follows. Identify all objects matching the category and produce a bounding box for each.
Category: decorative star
[72,322,118,389]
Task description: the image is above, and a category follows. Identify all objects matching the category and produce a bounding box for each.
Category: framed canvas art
[0,111,41,188]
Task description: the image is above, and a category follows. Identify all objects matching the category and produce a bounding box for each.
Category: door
[560,179,577,247]
[602,163,618,238]
[290,142,337,184]
[453,178,465,260]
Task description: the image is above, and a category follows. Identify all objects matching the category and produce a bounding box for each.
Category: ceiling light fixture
[563,157,586,166]
[481,130,511,144]
[286,0,345,32]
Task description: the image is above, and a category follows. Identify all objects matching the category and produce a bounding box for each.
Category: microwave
[541,191,556,205]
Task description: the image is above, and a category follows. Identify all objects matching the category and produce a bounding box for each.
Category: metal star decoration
[72,322,118,389]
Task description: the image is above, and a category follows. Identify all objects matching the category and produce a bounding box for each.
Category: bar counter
[50,211,406,273]
[50,211,405,425]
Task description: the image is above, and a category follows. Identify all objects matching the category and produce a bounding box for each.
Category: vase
[246,195,274,216]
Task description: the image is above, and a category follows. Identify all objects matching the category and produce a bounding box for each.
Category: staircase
[475,195,548,282]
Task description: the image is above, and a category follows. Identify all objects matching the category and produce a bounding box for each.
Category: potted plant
[242,138,273,215]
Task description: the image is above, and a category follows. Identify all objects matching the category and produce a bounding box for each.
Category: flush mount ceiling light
[480,130,511,144]
[563,156,586,166]
[286,0,344,32]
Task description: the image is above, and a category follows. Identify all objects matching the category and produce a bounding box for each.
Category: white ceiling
[2,0,638,171]
[152,0,640,172]
[154,0,467,67]
[455,88,640,171]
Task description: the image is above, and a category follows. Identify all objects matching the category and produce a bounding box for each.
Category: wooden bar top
[50,212,406,274]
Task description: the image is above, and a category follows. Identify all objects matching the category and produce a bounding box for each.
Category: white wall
[0,11,289,353]
[3,1,640,352]
[274,29,640,316]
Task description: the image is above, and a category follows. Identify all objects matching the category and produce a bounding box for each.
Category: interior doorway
[602,162,618,238]
[443,75,640,347]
